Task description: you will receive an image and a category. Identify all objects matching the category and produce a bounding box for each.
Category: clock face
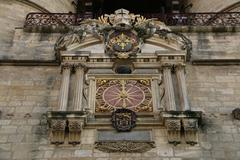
[95,79,153,112]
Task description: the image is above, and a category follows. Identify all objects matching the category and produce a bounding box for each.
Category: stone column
[59,64,71,111]
[176,65,190,111]
[162,65,176,111]
[73,64,85,111]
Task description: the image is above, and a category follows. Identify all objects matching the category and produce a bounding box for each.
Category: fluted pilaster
[73,64,85,111]
[59,64,71,111]
[176,65,190,111]
[163,65,176,111]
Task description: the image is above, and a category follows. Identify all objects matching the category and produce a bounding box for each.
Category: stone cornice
[170,26,240,33]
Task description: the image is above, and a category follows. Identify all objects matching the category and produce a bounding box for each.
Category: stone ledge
[191,59,240,65]
[160,110,202,119]
[171,26,240,33]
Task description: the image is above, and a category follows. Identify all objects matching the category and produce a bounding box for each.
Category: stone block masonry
[0,65,239,159]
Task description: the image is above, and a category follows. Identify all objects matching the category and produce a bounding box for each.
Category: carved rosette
[68,119,83,144]
[95,141,155,153]
[182,118,198,145]
[232,108,240,120]
[165,119,181,145]
[50,119,66,144]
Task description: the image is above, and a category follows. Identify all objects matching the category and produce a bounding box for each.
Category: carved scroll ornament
[95,141,155,153]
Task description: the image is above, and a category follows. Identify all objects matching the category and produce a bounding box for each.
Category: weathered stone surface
[74,150,93,157]
[97,130,152,141]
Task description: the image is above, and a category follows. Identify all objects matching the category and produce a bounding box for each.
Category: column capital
[61,63,72,69]
[161,63,174,71]
[174,63,186,70]
[73,63,88,72]
[61,63,73,73]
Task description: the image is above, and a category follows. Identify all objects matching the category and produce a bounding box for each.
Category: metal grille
[24,12,240,27]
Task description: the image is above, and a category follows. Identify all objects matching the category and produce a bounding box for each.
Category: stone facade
[0,2,240,160]
[0,65,240,159]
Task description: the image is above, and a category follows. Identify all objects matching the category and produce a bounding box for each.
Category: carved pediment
[55,9,192,60]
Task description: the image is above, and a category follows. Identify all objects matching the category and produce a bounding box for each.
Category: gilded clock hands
[120,80,127,108]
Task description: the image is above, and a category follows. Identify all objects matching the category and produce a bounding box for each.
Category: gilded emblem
[111,108,137,132]
[106,31,140,59]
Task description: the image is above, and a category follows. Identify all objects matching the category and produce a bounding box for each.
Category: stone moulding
[47,111,87,145]
[161,111,202,145]
[95,141,156,153]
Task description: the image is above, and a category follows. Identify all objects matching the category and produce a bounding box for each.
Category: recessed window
[115,65,132,74]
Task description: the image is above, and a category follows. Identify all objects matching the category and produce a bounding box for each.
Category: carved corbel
[47,111,87,145]
[161,111,202,145]
[49,119,66,144]
[165,118,181,145]
[68,119,84,145]
[182,118,199,145]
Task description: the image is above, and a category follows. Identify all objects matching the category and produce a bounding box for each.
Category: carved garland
[95,141,155,153]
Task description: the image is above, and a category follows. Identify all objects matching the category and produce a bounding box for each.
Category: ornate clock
[95,79,153,112]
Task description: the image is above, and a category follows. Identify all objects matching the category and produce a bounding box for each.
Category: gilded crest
[111,108,136,132]
[106,31,141,58]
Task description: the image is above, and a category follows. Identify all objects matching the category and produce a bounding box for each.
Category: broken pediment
[55,9,191,60]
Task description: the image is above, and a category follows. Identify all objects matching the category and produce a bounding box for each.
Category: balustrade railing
[24,12,240,27]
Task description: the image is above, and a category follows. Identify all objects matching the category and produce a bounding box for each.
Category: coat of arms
[111,108,137,132]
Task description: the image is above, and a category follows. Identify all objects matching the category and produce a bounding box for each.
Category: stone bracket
[161,111,202,145]
[47,111,87,145]
[165,118,181,145]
